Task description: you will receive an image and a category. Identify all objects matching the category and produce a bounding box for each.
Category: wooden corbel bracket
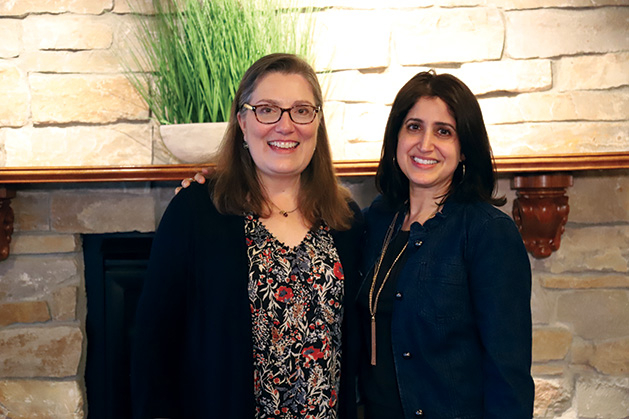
[512,173,573,259]
[0,187,16,261]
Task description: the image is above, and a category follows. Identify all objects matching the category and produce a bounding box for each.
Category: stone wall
[0,0,627,165]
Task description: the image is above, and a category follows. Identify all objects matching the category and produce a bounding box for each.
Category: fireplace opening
[83,233,154,419]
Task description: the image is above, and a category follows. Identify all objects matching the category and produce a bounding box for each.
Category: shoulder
[363,194,396,221]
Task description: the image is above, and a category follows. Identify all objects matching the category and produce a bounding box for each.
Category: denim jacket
[361,195,534,419]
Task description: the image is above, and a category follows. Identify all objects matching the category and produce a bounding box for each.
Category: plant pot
[159,122,228,164]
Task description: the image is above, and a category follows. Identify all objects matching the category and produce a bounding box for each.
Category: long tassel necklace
[368,211,408,366]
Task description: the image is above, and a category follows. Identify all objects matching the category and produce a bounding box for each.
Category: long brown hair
[377,70,505,208]
[211,53,353,230]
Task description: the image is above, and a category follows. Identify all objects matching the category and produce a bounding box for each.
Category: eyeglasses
[242,103,320,125]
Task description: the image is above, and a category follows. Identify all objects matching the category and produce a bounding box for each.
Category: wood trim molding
[0,152,628,183]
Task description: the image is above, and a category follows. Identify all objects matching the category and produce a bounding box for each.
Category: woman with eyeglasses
[131,53,363,419]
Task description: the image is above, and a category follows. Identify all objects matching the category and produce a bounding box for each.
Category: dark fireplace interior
[83,233,154,419]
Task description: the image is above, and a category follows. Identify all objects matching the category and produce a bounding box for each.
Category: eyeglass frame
[241,103,321,125]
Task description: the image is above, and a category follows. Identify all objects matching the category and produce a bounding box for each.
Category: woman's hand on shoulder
[175,169,209,195]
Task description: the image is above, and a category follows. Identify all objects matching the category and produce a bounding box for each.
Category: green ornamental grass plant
[125,0,314,125]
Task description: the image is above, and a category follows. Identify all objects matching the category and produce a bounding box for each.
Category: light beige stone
[531,273,560,325]
[0,301,50,326]
[30,74,148,124]
[532,363,565,376]
[534,377,572,419]
[0,379,84,419]
[0,255,81,302]
[0,326,83,377]
[113,0,157,13]
[556,290,629,340]
[574,338,629,376]
[394,7,504,65]
[0,0,111,15]
[506,8,629,59]
[575,375,629,418]
[555,52,629,91]
[50,286,77,321]
[543,226,629,274]
[20,50,125,74]
[4,124,152,167]
[480,88,629,125]
[489,0,625,8]
[311,10,391,71]
[10,192,50,232]
[487,122,629,157]
[0,19,21,58]
[11,233,79,255]
[533,327,572,362]
[457,59,552,95]
[51,193,156,233]
[540,273,629,289]
[0,64,30,128]
[23,15,113,51]
[568,174,629,224]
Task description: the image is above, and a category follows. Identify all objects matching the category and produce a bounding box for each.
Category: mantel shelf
[1,152,628,261]
[0,152,628,183]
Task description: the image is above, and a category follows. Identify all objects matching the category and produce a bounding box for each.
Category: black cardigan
[131,182,363,418]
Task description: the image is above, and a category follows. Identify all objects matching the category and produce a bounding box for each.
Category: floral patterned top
[245,214,345,419]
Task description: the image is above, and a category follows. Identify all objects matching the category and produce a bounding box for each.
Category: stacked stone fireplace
[1,174,628,418]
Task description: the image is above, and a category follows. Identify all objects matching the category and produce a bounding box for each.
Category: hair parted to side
[376,70,505,208]
[211,53,353,230]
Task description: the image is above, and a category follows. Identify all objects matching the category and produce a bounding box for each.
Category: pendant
[371,315,377,366]
[280,211,288,217]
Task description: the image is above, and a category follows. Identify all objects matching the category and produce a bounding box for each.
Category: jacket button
[402,352,412,359]
[395,292,403,300]
[414,240,423,248]
[415,409,424,416]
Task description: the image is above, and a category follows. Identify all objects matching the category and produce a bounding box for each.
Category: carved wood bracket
[512,173,574,259]
[0,187,16,261]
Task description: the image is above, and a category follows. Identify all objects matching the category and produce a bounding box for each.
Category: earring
[243,141,249,150]
[461,162,466,177]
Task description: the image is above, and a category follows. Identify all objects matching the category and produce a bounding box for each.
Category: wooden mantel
[1,152,629,260]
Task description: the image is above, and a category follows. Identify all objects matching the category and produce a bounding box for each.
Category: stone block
[0,64,30,128]
[20,50,124,74]
[575,374,629,418]
[0,379,84,419]
[311,10,391,71]
[556,290,629,340]
[574,338,629,375]
[0,255,80,302]
[0,19,21,58]
[11,233,79,255]
[487,122,629,157]
[323,101,346,161]
[555,52,629,91]
[506,8,629,59]
[0,326,83,377]
[0,0,111,15]
[23,15,113,51]
[30,74,148,124]
[533,377,572,419]
[480,89,629,125]
[10,192,50,233]
[4,124,152,166]
[394,7,503,65]
[494,0,625,8]
[543,226,629,274]
[51,193,156,233]
[113,0,156,13]
[50,286,78,322]
[540,273,629,289]
[568,173,629,224]
[533,327,572,362]
[531,363,564,376]
[457,59,552,96]
[0,301,50,327]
